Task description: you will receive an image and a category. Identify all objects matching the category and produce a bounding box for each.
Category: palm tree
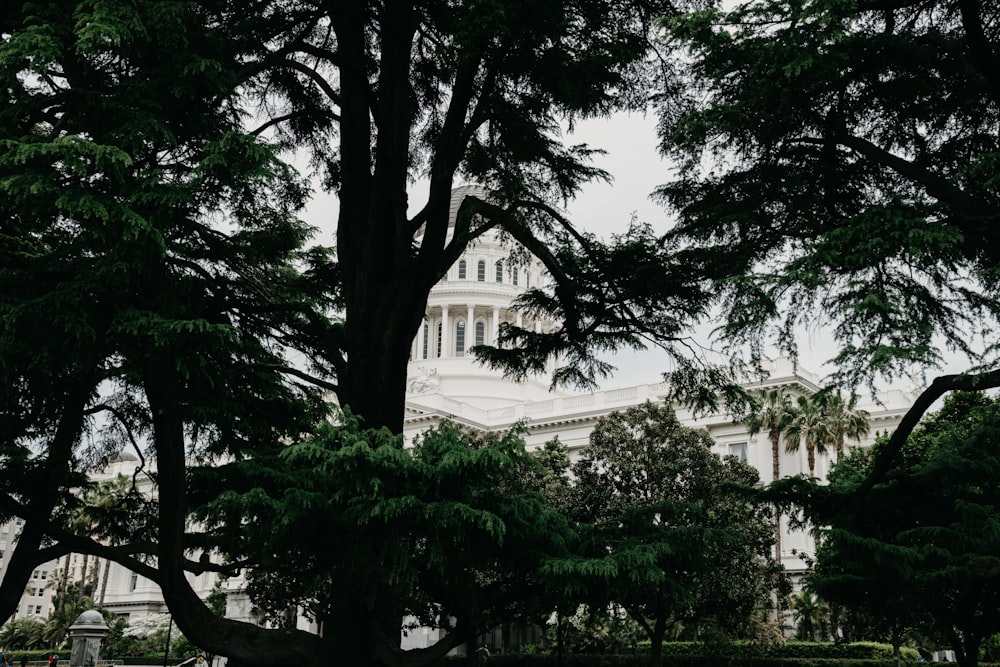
[791,590,826,641]
[746,388,795,485]
[784,395,833,477]
[817,393,870,463]
[745,387,795,625]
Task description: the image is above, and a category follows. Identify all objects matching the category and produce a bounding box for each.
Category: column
[467,304,475,348]
[416,318,425,360]
[441,305,450,358]
[492,306,500,342]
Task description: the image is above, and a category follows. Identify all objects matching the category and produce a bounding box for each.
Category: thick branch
[859,367,1000,495]
[957,0,1000,107]
[279,59,343,107]
[455,196,585,339]
[790,134,968,207]
[253,363,338,392]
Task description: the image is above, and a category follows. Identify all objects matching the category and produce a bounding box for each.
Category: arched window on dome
[422,323,429,359]
[495,260,503,282]
[477,260,486,282]
[512,268,518,286]
[475,321,485,347]
[458,260,467,280]
[455,321,465,355]
[436,323,442,358]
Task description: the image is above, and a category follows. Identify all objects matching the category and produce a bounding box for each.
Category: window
[495,260,503,282]
[32,570,39,580]
[422,323,429,359]
[0,550,4,560]
[525,272,530,288]
[458,260,467,280]
[14,518,22,526]
[34,606,41,614]
[729,442,748,462]
[512,268,518,286]
[456,321,465,355]
[0,532,7,542]
[39,571,46,579]
[129,572,138,592]
[436,323,442,358]
[477,260,485,282]
[475,321,485,347]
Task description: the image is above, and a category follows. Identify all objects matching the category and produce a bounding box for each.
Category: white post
[441,306,450,358]
[416,317,426,359]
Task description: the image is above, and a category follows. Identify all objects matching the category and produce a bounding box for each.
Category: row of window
[420,320,487,359]
[456,259,528,286]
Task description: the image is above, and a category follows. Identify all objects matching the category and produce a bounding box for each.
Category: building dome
[406,186,567,412]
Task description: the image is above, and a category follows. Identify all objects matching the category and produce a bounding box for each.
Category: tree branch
[957,0,1000,107]
[859,367,1000,495]
[278,59,343,107]
[83,402,149,491]
[253,363,338,392]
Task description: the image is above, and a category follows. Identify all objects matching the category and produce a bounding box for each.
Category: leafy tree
[784,396,832,478]
[0,618,46,650]
[746,389,795,489]
[195,415,574,662]
[659,0,1000,386]
[0,1,737,666]
[658,0,1000,496]
[790,591,824,642]
[807,393,1000,667]
[817,394,870,464]
[42,581,94,648]
[527,437,573,514]
[556,402,780,667]
[1,2,328,667]
[545,604,642,655]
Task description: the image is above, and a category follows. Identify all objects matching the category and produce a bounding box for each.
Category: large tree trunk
[648,619,667,667]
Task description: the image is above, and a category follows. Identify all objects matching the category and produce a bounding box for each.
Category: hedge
[631,642,921,661]
[461,656,918,667]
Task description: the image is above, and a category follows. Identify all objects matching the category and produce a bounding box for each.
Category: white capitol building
[0,186,916,641]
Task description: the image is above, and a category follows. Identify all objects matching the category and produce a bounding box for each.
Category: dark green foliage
[808,393,1000,667]
[551,403,780,666]
[194,413,572,640]
[1,1,760,666]
[0,0,330,663]
[658,0,1000,388]
[442,649,922,667]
